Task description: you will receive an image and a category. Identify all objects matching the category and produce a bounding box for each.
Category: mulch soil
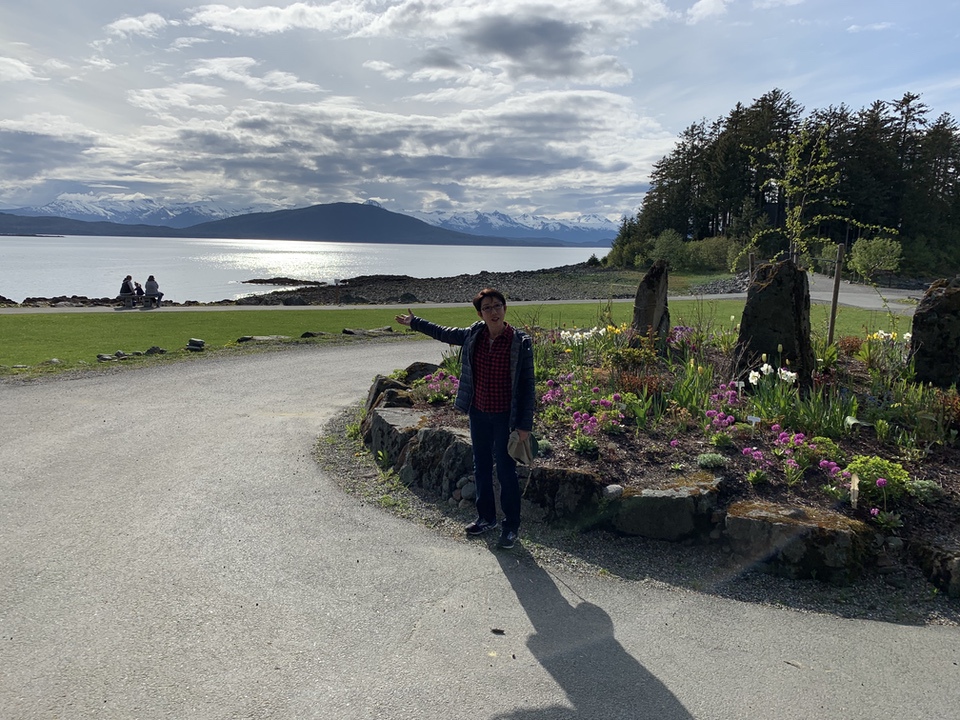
[415,351,960,552]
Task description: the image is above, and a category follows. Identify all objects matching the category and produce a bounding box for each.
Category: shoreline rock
[4,264,749,308]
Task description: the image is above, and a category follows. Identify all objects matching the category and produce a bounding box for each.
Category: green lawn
[0,300,909,373]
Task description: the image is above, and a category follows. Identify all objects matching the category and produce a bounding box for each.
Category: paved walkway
[1,342,957,719]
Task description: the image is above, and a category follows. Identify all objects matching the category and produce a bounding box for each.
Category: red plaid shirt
[471,324,514,413]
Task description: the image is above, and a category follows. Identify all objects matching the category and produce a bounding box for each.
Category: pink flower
[670,439,679,448]
[870,508,880,517]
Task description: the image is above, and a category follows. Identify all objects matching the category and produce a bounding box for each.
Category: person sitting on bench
[118,275,137,307]
[144,275,164,308]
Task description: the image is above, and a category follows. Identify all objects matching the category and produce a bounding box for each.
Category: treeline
[608,88,960,276]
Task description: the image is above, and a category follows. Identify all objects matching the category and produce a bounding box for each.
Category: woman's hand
[394,309,414,326]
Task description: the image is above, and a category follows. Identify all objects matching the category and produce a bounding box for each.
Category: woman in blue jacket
[396,288,535,549]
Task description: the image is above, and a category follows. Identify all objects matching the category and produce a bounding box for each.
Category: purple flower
[742,447,752,456]
[876,477,888,488]
[870,508,880,517]
[771,424,781,433]
[670,439,679,448]
[592,386,600,394]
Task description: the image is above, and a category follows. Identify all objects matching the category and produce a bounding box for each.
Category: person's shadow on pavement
[493,551,693,720]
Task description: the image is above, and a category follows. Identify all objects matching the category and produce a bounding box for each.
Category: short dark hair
[472,288,506,312]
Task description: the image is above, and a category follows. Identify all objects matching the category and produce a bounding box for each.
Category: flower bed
[406,315,960,593]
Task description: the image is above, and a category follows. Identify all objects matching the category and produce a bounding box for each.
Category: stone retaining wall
[355,371,960,593]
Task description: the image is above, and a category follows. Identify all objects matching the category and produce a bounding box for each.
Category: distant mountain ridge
[0,202,610,248]
[7,195,264,229]
[387,205,617,243]
[6,195,617,243]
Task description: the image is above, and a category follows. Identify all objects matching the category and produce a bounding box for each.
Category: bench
[142,294,162,308]
[118,293,137,308]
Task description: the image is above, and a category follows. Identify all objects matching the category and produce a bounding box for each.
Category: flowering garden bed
[408,320,960,587]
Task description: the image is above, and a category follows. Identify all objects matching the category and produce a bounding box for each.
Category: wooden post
[827,244,845,346]
[748,252,755,279]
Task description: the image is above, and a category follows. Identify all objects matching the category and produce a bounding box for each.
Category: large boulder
[910,276,960,389]
[523,467,606,526]
[363,407,425,467]
[397,426,473,499]
[631,259,670,350]
[724,500,874,584]
[734,260,816,393]
[611,474,723,540]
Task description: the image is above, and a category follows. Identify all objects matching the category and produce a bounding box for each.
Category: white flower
[761,363,774,375]
[748,370,761,385]
[903,332,912,342]
[778,368,798,384]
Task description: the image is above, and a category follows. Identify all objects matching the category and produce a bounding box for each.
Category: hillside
[0,203,610,247]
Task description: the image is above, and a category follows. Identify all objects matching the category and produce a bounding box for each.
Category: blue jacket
[410,317,536,432]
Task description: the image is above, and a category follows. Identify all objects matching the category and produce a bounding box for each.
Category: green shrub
[845,455,911,505]
[696,452,727,469]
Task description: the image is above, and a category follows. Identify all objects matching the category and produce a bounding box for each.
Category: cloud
[186,57,323,92]
[185,1,664,85]
[363,60,406,81]
[0,127,96,182]
[169,37,212,52]
[461,15,630,84]
[187,2,368,35]
[0,57,41,82]
[687,0,731,24]
[847,22,894,33]
[35,84,669,213]
[128,83,227,115]
[417,47,466,72]
[105,13,170,38]
[753,0,804,8]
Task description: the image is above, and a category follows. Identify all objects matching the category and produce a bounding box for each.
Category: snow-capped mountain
[8,194,268,229]
[7,194,618,242]
[394,207,618,244]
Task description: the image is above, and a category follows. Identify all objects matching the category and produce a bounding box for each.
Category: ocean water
[0,235,607,304]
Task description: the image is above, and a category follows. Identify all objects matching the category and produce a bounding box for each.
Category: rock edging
[358,366,960,594]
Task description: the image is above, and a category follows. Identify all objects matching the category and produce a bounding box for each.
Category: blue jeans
[469,409,520,532]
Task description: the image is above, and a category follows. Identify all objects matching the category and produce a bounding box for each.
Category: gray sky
[1,0,958,220]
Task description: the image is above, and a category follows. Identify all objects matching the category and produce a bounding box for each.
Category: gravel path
[3,340,959,719]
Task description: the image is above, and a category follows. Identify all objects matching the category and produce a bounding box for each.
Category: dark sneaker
[465,518,498,536]
[497,528,518,549]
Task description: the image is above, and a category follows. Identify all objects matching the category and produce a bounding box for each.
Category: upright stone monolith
[631,259,670,350]
[734,259,815,393]
[910,276,960,389]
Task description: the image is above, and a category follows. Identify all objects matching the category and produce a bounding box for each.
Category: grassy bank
[0,300,909,373]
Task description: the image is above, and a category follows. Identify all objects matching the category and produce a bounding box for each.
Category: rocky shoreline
[2,264,751,308]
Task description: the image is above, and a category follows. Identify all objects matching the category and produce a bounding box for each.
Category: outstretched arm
[394,308,415,326]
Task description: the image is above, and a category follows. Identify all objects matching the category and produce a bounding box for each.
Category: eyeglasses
[480,302,504,313]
